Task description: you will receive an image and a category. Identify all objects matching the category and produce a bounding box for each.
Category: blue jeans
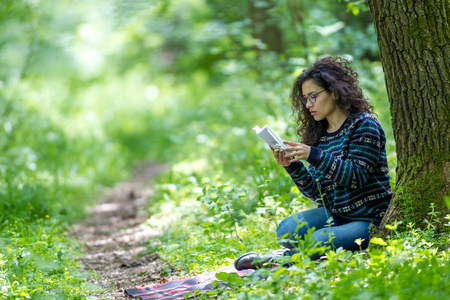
[276,208,373,260]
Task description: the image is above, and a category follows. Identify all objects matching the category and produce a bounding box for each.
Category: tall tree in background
[367,0,450,232]
[248,0,284,53]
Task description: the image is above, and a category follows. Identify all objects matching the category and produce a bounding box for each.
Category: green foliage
[0,0,180,298]
[0,220,93,299]
[5,0,445,298]
[130,1,449,297]
[181,221,450,300]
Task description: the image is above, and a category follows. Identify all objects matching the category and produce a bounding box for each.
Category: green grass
[0,219,91,299]
[0,59,177,299]
[0,99,122,298]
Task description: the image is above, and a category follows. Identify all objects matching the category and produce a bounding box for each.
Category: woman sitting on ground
[235,56,392,270]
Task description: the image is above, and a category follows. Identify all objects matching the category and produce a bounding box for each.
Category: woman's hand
[271,145,292,166]
[271,141,311,166]
[283,141,311,162]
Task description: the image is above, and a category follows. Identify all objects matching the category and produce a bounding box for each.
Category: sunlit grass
[0,30,176,300]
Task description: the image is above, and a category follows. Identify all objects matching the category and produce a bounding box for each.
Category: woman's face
[301,79,339,122]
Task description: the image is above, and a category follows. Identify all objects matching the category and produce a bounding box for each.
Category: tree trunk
[367,0,450,233]
[248,0,284,54]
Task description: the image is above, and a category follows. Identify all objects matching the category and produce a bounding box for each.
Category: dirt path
[70,163,171,299]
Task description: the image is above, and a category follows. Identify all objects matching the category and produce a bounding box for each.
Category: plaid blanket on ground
[125,265,253,299]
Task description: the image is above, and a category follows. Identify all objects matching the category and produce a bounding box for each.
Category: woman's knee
[276,216,300,249]
[310,228,333,246]
[276,208,331,240]
[310,221,373,251]
[276,215,316,250]
[276,217,292,248]
[277,215,303,239]
[276,217,292,241]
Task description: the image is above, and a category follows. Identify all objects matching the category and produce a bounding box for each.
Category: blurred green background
[1,0,403,298]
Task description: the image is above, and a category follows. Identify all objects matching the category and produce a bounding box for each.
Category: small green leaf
[202,222,214,228]
[370,237,387,246]
[211,280,220,288]
[444,196,450,208]
[385,223,397,231]
[347,3,360,16]
[215,272,230,281]
[228,272,242,285]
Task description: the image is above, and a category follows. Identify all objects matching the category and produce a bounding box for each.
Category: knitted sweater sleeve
[284,162,321,200]
[306,117,382,189]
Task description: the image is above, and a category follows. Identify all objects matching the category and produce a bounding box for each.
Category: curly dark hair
[291,56,374,146]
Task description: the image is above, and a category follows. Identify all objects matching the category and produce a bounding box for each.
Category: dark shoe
[234,249,287,271]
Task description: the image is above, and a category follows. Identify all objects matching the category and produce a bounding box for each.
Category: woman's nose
[305,100,313,108]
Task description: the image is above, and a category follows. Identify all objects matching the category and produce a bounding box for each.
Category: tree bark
[367,0,450,233]
[248,0,284,54]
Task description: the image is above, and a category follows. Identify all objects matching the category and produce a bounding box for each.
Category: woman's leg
[284,220,373,260]
[236,208,373,270]
[276,207,335,250]
[277,208,373,260]
[310,221,372,252]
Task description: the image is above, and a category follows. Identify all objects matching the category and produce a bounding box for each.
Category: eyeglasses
[300,89,326,106]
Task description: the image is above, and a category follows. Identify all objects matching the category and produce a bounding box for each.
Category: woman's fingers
[272,149,290,166]
[281,142,310,161]
[272,141,306,166]
[285,148,300,159]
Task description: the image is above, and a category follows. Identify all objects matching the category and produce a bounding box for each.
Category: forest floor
[70,163,171,299]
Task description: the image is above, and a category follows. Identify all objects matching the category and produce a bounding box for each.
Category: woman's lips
[310,111,317,116]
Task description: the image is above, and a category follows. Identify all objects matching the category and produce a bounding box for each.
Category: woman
[235,56,392,270]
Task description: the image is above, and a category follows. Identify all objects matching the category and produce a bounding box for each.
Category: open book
[252,125,287,151]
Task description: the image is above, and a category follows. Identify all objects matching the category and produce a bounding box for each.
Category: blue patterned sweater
[285,113,392,224]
